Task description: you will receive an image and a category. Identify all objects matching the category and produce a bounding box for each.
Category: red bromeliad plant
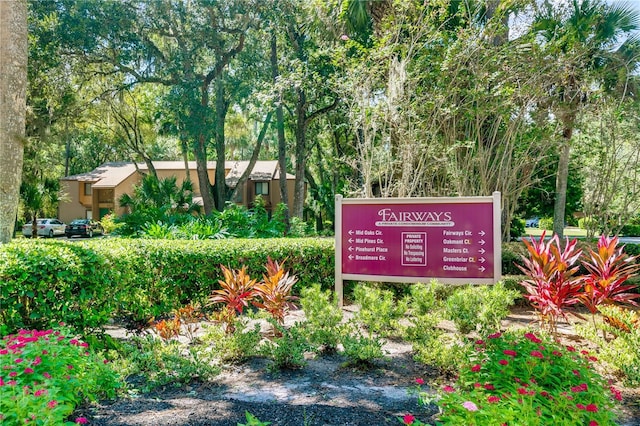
[208,265,258,334]
[518,232,584,333]
[253,257,298,329]
[579,235,640,324]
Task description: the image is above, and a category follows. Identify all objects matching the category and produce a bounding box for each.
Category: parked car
[65,219,104,238]
[525,217,540,228]
[22,218,66,238]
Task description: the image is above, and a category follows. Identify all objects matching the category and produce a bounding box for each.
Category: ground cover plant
[411,330,623,426]
[0,327,121,425]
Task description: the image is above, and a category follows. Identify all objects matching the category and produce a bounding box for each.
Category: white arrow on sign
[478,230,486,236]
[348,254,354,260]
[348,230,354,235]
[348,246,354,252]
[479,266,486,272]
[478,248,486,254]
[348,238,354,243]
[479,239,486,245]
[479,257,486,263]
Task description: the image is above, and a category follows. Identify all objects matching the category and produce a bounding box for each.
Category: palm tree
[533,0,640,237]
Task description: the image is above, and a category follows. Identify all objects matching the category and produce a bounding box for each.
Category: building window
[84,183,92,196]
[255,181,269,196]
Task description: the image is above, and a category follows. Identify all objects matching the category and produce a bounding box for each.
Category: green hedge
[0,238,334,334]
[1,238,637,335]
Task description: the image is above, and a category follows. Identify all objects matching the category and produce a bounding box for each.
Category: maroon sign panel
[335,194,501,301]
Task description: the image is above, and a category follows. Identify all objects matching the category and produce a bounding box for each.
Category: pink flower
[471,364,481,372]
[462,401,479,411]
[14,358,23,364]
[70,339,79,346]
[610,386,623,401]
[475,339,485,345]
[503,350,517,357]
[403,414,415,425]
[524,332,541,343]
[34,389,47,397]
[75,417,88,424]
[442,385,455,393]
[484,383,495,390]
[474,382,482,388]
[585,404,598,412]
[488,395,500,403]
[552,350,562,357]
[24,368,34,374]
[0,377,4,386]
[47,400,58,409]
[530,351,543,359]
[103,359,109,364]
[572,370,580,377]
[0,349,7,355]
[589,421,599,426]
[42,350,48,355]
[488,332,502,339]
[43,372,52,379]
[566,346,576,352]
[498,359,508,366]
[415,378,424,385]
[571,383,588,393]
[9,372,17,377]
[32,357,42,366]
[517,388,527,395]
[576,403,586,410]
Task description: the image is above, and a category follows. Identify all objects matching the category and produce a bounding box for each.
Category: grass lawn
[523,226,588,238]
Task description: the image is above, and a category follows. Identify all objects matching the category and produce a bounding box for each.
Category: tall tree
[533,0,640,237]
[0,0,28,243]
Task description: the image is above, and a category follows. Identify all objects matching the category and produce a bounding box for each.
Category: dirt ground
[76,306,640,426]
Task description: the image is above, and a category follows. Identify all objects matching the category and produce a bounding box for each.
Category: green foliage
[99,213,121,234]
[259,322,310,371]
[238,411,271,426]
[430,330,621,426]
[0,327,121,425]
[578,217,599,233]
[0,240,113,335]
[538,217,554,230]
[510,217,525,240]
[341,325,385,366]
[444,283,519,335]
[109,334,220,393]
[409,280,446,316]
[299,284,343,353]
[353,284,408,336]
[197,321,262,365]
[576,306,640,387]
[620,224,640,237]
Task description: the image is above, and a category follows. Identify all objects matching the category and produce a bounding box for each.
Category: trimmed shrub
[0,241,113,335]
[538,217,553,230]
[0,238,334,334]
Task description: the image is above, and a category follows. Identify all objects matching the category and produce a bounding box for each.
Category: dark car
[65,219,104,238]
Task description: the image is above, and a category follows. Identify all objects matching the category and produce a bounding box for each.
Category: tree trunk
[0,0,28,243]
[271,31,290,230]
[553,130,572,238]
[293,88,307,219]
[214,76,230,211]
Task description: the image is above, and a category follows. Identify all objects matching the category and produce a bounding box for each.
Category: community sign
[334,193,502,304]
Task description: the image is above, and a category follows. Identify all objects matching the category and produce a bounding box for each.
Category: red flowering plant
[207,265,258,334]
[423,330,621,425]
[579,235,640,328]
[253,257,299,328]
[0,327,120,425]
[517,232,585,333]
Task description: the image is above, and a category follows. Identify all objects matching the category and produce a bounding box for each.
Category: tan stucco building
[58,160,296,223]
